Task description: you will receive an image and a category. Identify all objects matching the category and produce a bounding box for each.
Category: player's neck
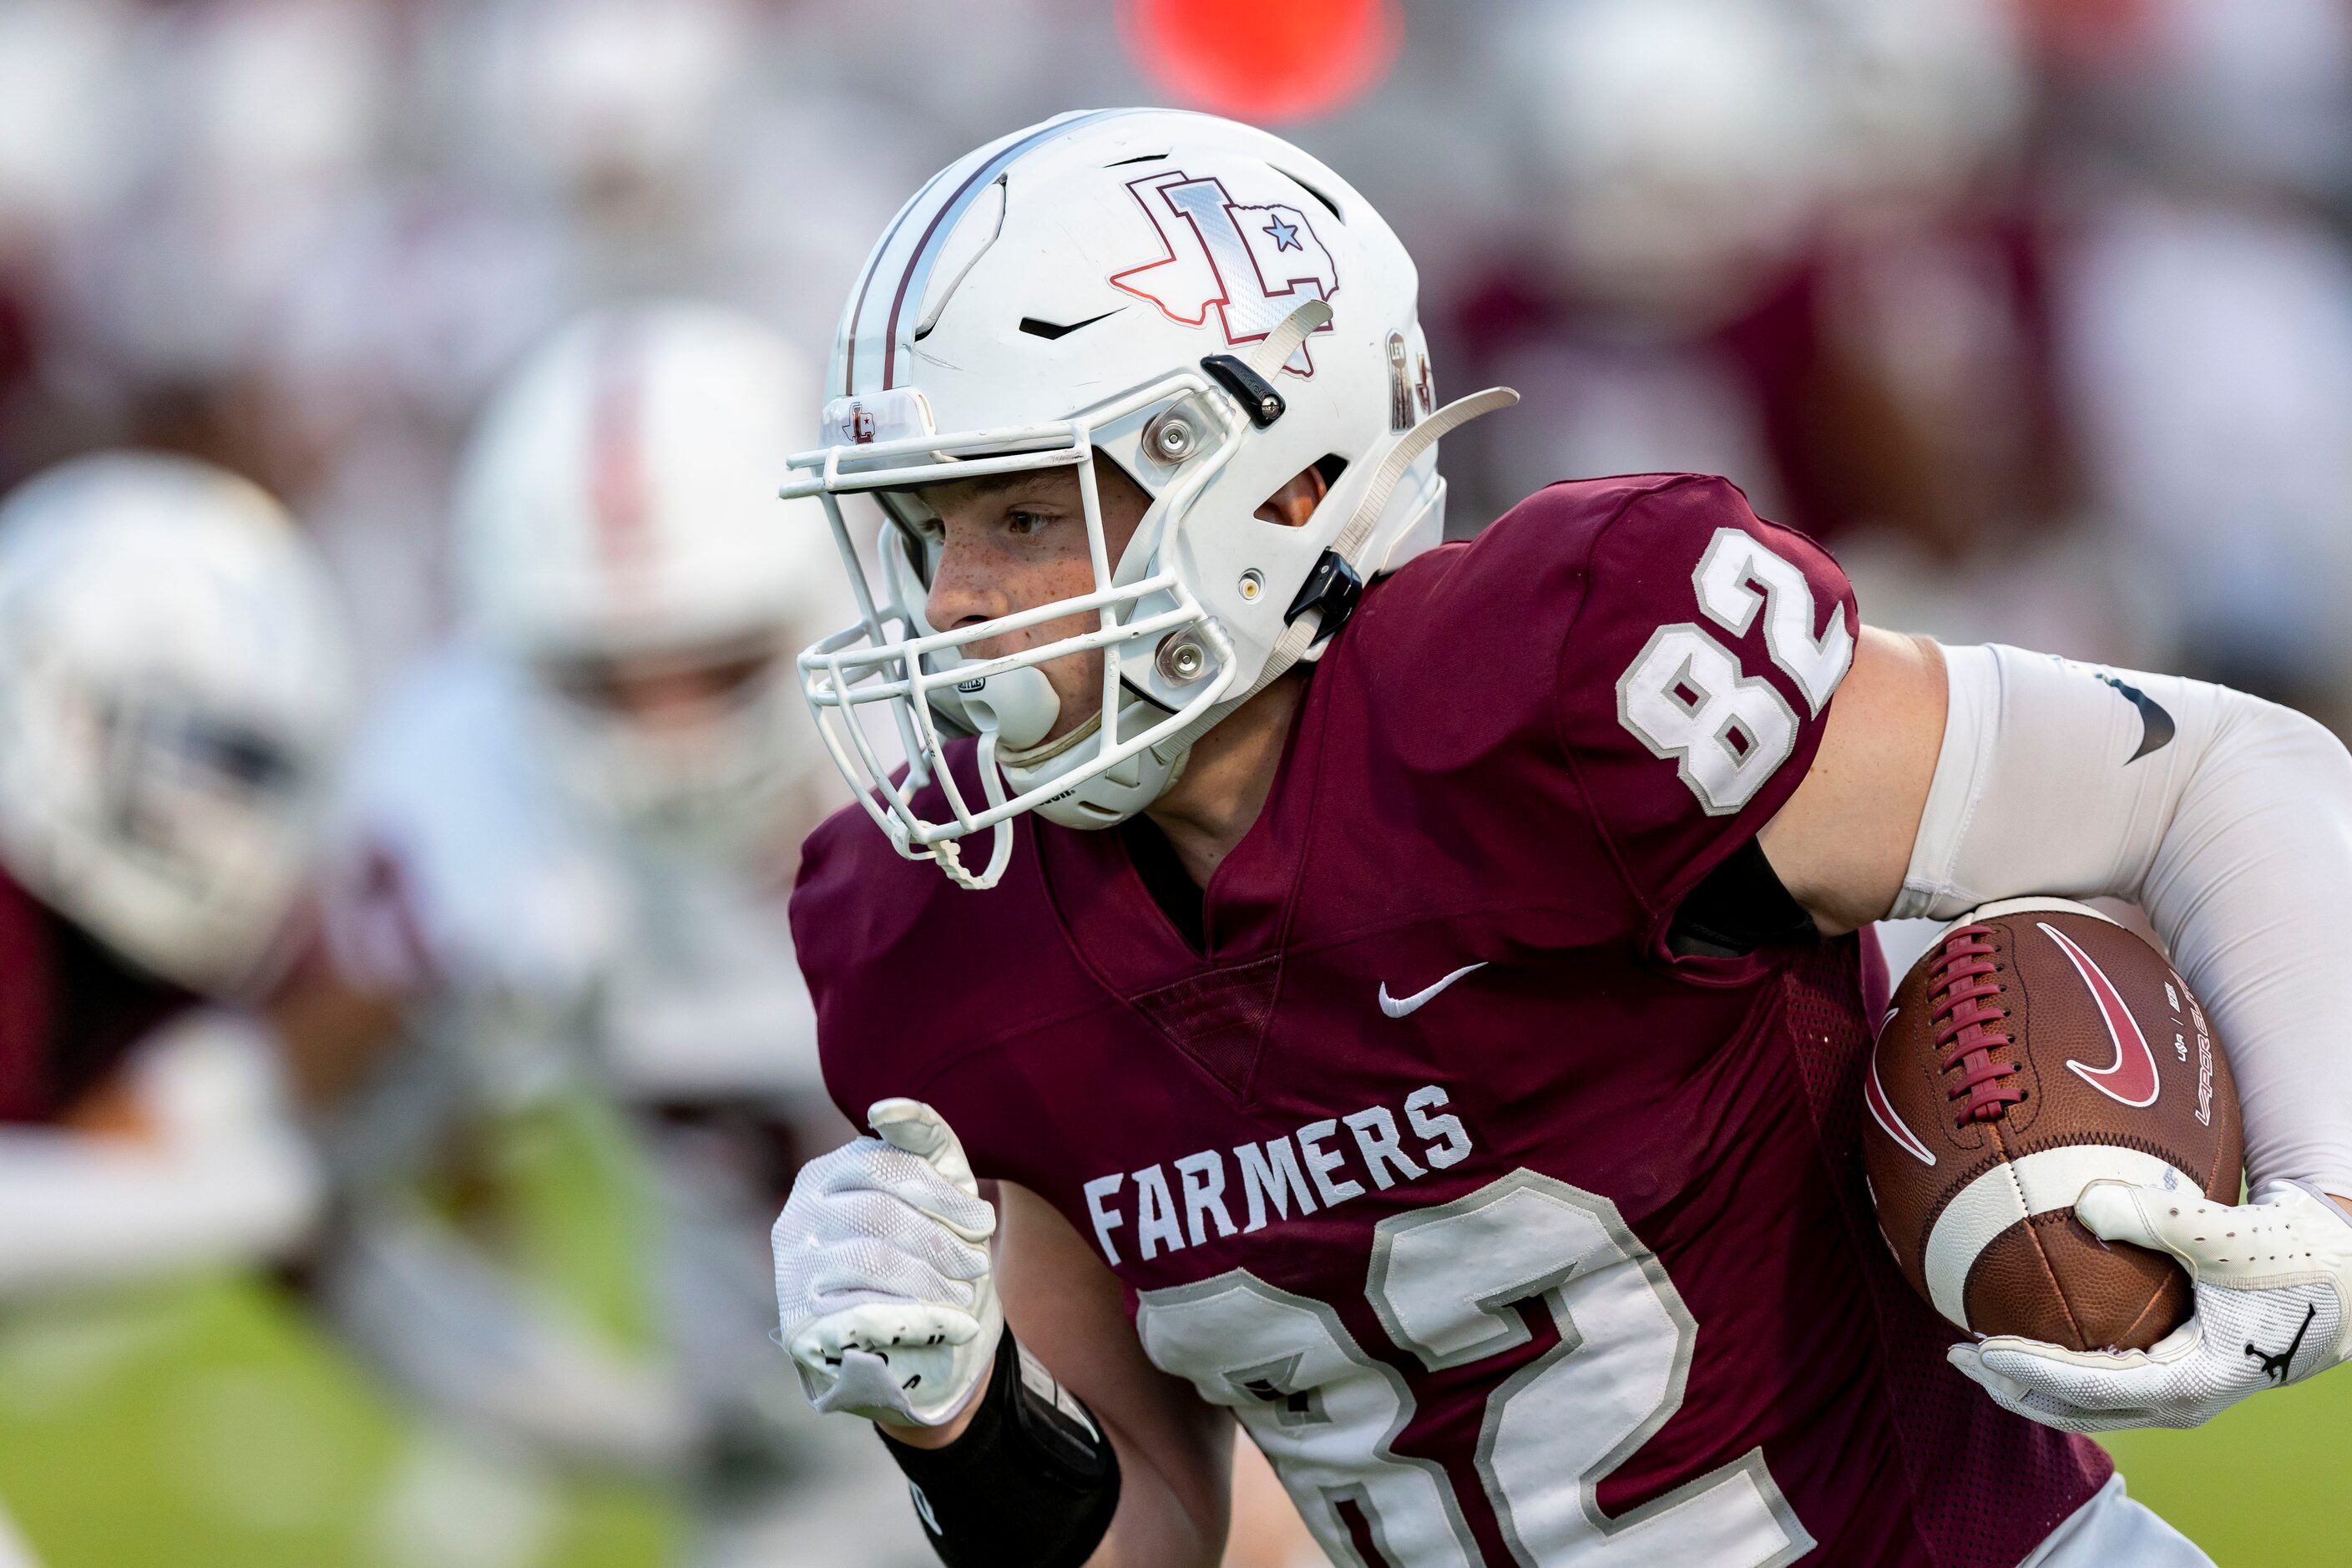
[1143,669,1309,888]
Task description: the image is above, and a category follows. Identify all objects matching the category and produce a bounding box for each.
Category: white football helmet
[456,299,837,845]
[787,108,1513,889]
[1512,0,1828,322]
[0,453,354,991]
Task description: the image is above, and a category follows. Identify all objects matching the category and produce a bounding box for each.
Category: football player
[0,453,359,1559]
[770,111,2352,1567]
[287,300,923,1548]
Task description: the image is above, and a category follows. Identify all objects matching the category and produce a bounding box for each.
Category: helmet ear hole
[1257,458,1344,529]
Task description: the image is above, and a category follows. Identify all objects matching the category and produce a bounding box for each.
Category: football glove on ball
[1950,1179,2352,1431]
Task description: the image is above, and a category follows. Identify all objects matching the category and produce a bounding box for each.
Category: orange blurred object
[1120,0,1403,123]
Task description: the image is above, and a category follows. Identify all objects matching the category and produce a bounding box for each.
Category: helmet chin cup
[952,664,1059,751]
[1000,688,1190,831]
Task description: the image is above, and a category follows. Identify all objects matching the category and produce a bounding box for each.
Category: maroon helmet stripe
[589,326,650,582]
[843,191,927,397]
[873,113,1122,392]
[880,157,1002,392]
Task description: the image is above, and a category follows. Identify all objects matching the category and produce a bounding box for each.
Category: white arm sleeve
[1898,643,2352,1196]
[0,1013,321,1297]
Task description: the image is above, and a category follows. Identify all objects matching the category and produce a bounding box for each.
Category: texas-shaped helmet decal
[1110,170,1339,376]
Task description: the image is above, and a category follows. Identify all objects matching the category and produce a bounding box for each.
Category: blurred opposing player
[771,109,2352,1568]
[0,453,365,1563]
[290,299,916,1555]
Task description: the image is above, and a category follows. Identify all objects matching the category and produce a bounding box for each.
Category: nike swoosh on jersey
[2040,921,2162,1106]
[1378,962,1488,1019]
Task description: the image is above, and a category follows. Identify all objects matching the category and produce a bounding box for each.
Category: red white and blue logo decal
[1110,171,1338,376]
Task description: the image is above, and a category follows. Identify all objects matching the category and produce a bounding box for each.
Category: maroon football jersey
[0,866,195,1125]
[793,475,2110,1568]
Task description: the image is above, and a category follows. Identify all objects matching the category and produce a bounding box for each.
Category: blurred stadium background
[3,0,2350,1562]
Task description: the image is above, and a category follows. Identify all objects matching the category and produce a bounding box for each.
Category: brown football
[1864,898,2243,1351]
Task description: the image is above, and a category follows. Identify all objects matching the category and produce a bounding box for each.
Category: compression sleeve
[1896,643,2352,1196]
[0,1014,321,1297]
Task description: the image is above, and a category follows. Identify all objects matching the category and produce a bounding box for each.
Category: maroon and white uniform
[793,475,2110,1567]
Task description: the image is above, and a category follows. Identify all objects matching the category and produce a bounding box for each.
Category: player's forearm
[1085,1424,1229,1568]
[0,1014,322,1297]
[2133,695,2352,1198]
[1895,644,2352,1196]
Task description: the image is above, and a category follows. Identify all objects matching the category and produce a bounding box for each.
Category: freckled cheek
[954,559,1104,664]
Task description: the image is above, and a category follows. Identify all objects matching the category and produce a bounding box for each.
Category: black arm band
[879,1331,1120,1568]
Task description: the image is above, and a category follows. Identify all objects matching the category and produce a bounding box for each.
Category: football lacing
[1930,923,2027,1126]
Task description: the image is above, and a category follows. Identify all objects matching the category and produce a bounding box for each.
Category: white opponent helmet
[1512,0,1827,323]
[0,453,354,991]
[456,298,837,843]
[787,108,1514,888]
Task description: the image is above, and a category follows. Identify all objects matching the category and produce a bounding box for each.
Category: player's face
[542,637,781,732]
[916,456,1152,746]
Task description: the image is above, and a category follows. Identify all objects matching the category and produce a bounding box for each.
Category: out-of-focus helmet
[1514,0,1828,322]
[0,453,354,991]
[454,299,836,844]
[463,0,751,217]
[786,108,1513,888]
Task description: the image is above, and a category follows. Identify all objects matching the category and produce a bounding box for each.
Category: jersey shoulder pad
[1553,473,1857,917]
[1349,473,1854,926]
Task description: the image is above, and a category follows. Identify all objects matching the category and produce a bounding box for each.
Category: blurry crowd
[1,0,2350,1565]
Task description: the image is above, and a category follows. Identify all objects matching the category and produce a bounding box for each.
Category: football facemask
[787,109,1514,890]
[529,633,807,847]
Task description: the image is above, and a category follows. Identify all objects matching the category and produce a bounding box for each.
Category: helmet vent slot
[1278,168,1344,223]
[913,176,1008,341]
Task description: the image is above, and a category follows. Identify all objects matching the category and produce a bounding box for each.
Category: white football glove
[772,1098,1001,1428]
[1948,1178,2352,1432]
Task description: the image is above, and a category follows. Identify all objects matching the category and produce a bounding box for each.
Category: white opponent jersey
[328,643,820,1105]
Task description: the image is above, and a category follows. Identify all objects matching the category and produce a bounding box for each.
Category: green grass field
[2098,1366,2352,1564]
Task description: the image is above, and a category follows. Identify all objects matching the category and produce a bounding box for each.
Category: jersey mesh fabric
[1783,942,2111,1566]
